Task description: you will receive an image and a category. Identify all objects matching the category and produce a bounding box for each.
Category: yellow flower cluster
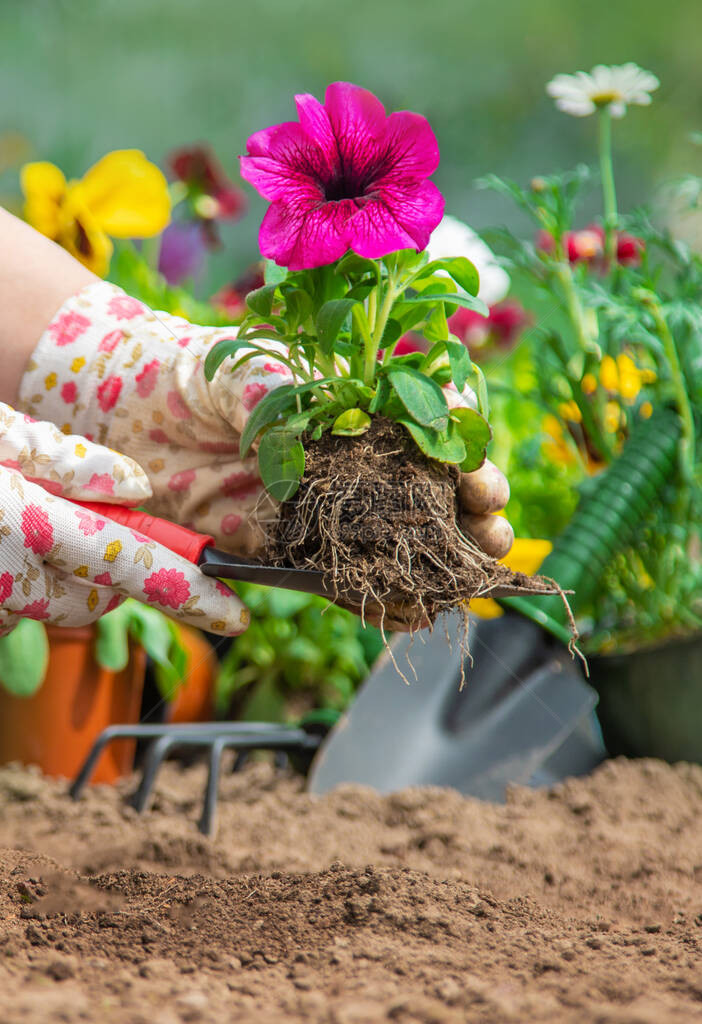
[21,150,170,277]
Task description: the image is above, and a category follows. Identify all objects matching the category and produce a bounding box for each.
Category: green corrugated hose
[500,408,682,645]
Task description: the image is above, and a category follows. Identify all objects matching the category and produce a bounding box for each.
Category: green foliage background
[2,0,700,292]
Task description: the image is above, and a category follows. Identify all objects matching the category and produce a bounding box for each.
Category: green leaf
[240,384,298,457]
[264,260,288,286]
[316,299,358,354]
[424,303,449,343]
[369,375,390,414]
[0,620,49,696]
[95,608,130,672]
[445,341,472,392]
[258,428,306,501]
[392,301,433,334]
[402,291,489,316]
[335,252,379,280]
[331,409,371,436]
[387,366,449,431]
[398,418,466,464]
[203,337,251,381]
[284,288,313,329]
[380,318,402,350]
[246,283,279,317]
[450,407,492,471]
[413,257,480,296]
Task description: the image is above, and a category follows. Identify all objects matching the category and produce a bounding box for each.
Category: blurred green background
[1,0,699,291]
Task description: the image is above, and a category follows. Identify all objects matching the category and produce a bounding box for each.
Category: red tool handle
[74,501,215,564]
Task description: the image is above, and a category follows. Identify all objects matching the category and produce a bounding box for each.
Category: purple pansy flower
[158,221,207,285]
[240,82,444,270]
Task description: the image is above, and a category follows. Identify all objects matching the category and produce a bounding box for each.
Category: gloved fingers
[0,401,151,504]
[35,489,250,636]
[460,512,514,560]
[0,563,127,632]
[458,459,510,515]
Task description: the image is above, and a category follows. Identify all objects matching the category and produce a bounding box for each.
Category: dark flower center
[323,171,368,202]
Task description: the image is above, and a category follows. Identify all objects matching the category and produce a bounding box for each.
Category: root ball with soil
[266,418,551,631]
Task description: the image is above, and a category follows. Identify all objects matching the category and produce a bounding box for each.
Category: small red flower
[219,471,260,499]
[48,311,90,347]
[60,381,78,404]
[143,568,191,609]
[98,329,124,353]
[106,295,145,320]
[97,375,123,412]
[135,359,160,398]
[221,513,242,536]
[393,334,424,356]
[21,504,54,556]
[168,144,246,222]
[0,572,13,604]
[87,473,115,496]
[94,571,113,586]
[104,594,124,614]
[242,381,270,411]
[19,599,51,620]
[166,390,192,420]
[75,509,106,536]
[168,469,196,492]
[148,428,170,444]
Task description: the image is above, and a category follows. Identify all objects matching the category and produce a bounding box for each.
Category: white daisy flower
[426,215,510,306]
[546,63,659,119]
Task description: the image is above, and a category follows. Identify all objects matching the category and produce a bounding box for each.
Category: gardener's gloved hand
[19,281,514,564]
[0,403,249,637]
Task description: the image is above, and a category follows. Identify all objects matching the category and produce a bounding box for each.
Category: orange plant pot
[0,624,146,784]
[165,624,217,724]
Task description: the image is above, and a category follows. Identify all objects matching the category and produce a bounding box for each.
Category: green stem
[364,272,398,385]
[598,106,618,264]
[648,298,696,482]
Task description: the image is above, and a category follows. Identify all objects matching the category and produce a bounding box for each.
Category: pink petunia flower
[240,81,444,270]
[87,473,115,496]
[97,375,123,412]
[19,599,51,620]
[143,568,191,609]
[106,295,145,320]
[0,572,13,604]
[75,509,106,535]
[60,381,78,404]
[21,504,54,556]
[135,359,160,398]
[48,311,91,346]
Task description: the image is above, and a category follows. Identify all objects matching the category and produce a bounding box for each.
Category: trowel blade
[307,611,604,800]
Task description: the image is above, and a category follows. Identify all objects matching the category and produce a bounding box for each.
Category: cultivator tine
[130,733,179,813]
[198,735,229,836]
[70,721,327,837]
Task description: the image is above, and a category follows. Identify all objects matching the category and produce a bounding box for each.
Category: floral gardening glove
[0,402,249,636]
[18,280,513,565]
[19,281,287,556]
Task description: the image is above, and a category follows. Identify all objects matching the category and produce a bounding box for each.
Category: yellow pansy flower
[21,150,170,277]
[470,538,554,620]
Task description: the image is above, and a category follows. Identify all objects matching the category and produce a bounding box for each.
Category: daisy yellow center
[591,90,622,107]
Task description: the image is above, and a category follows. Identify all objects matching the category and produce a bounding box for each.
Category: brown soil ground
[1,757,701,1023]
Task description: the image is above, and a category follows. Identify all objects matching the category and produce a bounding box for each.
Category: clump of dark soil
[1,757,702,1023]
[267,418,553,628]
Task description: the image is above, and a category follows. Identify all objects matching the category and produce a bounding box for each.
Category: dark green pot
[589,631,702,763]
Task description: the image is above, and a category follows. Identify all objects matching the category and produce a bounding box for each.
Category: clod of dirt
[267,418,555,630]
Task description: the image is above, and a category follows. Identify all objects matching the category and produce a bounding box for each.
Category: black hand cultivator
[70,718,331,836]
